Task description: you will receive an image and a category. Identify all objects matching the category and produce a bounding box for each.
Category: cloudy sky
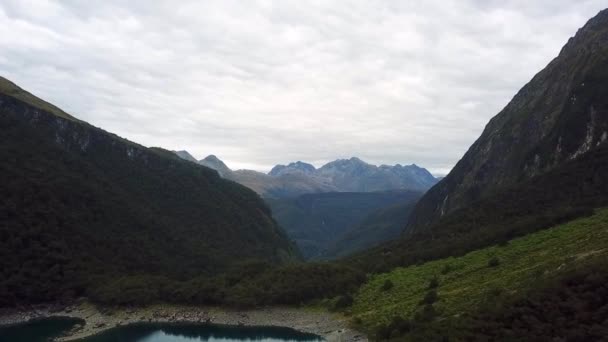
[0,1,606,175]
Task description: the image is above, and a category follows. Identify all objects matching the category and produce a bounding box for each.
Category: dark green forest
[267,191,421,259]
[0,84,298,306]
[348,143,608,274]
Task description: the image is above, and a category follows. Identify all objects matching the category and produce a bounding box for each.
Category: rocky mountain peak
[173,150,198,163]
[269,161,316,176]
[199,154,232,177]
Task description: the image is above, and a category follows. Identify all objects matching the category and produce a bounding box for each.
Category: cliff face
[407,9,608,232]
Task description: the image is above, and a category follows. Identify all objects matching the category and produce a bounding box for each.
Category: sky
[0,1,606,176]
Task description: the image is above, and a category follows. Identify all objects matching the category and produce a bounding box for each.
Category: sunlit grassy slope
[351,208,608,331]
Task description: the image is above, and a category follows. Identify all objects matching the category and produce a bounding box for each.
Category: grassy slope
[0,76,77,121]
[351,208,608,331]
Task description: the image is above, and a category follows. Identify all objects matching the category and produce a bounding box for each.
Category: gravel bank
[0,302,367,342]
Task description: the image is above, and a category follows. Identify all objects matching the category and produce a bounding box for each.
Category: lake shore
[0,301,367,342]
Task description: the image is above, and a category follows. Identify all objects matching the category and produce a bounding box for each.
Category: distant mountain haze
[175,153,437,198]
[172,150,198,163]
[407,9,608,233]
[267,190,423,259]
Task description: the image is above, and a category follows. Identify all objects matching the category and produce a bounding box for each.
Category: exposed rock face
[407,9,608,232]
[269,161,317,177]
[317,157,437,192]
[176,153,437,198]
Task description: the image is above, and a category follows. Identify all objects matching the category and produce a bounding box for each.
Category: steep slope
[408,9,608,231]
[267,191,422,259]
[351,209,608,340]
[348,142,608,274]
[0,76,297,306]
[172,150,198,163]
[199,154,232,177]
[323,201,418,260]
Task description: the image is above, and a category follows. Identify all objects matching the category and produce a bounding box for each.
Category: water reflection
[81,323,324,342]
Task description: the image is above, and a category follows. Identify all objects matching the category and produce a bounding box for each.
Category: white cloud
[0,0,605,175]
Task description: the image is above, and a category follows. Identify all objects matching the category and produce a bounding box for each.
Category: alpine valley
[1,6,608,342]
[173,152,437,258]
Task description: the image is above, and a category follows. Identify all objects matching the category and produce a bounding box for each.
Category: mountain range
[176,153,438,198]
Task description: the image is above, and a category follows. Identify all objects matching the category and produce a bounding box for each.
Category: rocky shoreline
[0,301,367,342]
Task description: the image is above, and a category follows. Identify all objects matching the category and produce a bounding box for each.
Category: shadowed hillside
[0,77,298,306]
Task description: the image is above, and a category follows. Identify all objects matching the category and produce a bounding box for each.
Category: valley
[1,5,608,342]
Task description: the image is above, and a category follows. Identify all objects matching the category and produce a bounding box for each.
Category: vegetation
[324,200,419,260]
[347,143,608,274]
[0,76,78,121]
[349,208,608,339]
[408,11,608,230]
[0,89,298,306]
[459,263,608,341]
[267,191,421,259]
[86,262,364,307]
[381,280,394,292]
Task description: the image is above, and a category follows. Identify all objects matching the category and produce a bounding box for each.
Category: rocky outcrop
[407,9,608,232]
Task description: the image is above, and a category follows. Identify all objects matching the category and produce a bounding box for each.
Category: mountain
[269,161,316,176]
[0,76,298,306]
[407,9,608,232]
[317,157,437,192]
[267,190,422,259]
[199,154,232,177]
[323,200,418,260]
[176,153,437,198]
[172,150,198,163]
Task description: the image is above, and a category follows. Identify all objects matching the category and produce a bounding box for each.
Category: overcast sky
[0,1,605,175]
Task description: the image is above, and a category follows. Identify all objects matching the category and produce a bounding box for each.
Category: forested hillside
[267,191,422,259]
[0,77,298,306]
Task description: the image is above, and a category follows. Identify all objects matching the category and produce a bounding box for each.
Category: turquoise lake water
[0,318,324,342]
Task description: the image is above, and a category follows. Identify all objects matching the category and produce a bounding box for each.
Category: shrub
[388,316,411,334]
[382,279,394,291]
[414,304,437,322]
[420,289,438,305]
[488,256,500,268]
[333,294,354,311]
[441,264,453,275]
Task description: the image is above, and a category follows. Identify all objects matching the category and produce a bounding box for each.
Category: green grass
[351,208,608,331]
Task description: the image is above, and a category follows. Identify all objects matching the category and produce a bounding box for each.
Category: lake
[0,318,324,342]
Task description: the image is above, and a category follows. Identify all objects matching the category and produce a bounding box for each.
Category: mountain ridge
[174,152,437,198]
[0,76,298,306]
[407,8,608,232]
